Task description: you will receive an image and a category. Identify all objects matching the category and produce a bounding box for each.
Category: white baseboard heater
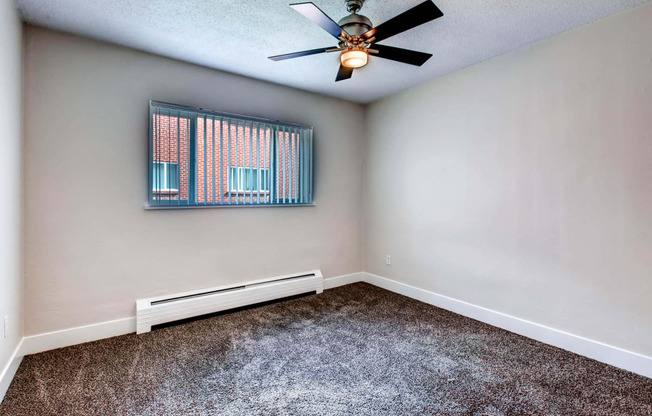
[136,270,323,334]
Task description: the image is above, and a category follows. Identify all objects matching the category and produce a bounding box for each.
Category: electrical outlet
[386,255,391,266]
[3,315,7,339]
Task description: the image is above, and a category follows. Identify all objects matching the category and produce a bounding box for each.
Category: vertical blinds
[148,101,313,207]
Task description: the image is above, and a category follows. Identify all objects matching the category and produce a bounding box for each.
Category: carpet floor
[1,283,650,415]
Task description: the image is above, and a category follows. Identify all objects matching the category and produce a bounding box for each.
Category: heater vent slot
[151,286,246,306]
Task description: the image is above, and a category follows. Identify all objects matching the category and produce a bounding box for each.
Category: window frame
[152,161,179,192]
[229,166,271,193]
[146,100,314,209]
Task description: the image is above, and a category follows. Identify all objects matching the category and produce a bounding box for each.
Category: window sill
[144,203,316,210]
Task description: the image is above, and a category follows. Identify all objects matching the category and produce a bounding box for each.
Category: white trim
[19,317,136,357]
[362,272,652,379]
[0,339,23,405]
[4,270,648,401]
[15,270,342,358]
[14,270,353,357]
[229,166,271,193]
[323,272,364,290]
[13,271,356,357]
[152,161,179,192]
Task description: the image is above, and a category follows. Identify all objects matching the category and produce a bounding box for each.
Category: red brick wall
[154,114,301,204]
[196,119,273,204]
[152,114,189,200]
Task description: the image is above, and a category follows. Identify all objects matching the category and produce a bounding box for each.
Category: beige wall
[364,4,652,356]
[23,27,365,335]
[21,3,652,358]
[0,0,23,372]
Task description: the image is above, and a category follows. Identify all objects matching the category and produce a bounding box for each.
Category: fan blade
[370,44,432,66]
[269,47,332,61]
[290,2,343,39]
[362,1,443,43]
[336,64,354,82]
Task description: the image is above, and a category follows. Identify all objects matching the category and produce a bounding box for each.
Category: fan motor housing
[338,14,372,36]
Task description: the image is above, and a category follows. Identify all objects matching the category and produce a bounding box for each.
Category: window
[229,167,270,192]
[153,162,179,192]
[148,101,313,207]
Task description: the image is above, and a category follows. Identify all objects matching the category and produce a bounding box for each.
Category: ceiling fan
[268,0,444,81]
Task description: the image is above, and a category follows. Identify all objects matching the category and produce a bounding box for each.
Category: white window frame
[229,166,270,192]
[152,161,179,192]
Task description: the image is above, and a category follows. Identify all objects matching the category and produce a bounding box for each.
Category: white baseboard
[4,270,648,401]
[0,339,23,405]
[362,272,652,379]
[323,272,364,289]
[19,317,136,357]
[16,272,363,359]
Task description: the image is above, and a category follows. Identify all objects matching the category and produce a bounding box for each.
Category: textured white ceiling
[16,0,650,103]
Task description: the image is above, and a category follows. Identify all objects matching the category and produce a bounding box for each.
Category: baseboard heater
[136,270,323,334]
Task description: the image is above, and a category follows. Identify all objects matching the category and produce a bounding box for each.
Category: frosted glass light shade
[341,49,368,68]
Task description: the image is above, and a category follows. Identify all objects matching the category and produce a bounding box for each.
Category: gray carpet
[1,283,651,415]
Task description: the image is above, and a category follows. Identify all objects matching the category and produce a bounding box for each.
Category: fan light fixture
[341,49,368,69]
[269,1,444,81]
